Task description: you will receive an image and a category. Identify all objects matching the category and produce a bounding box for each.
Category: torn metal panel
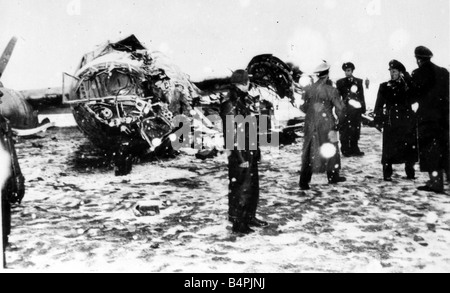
[66,35,305,161]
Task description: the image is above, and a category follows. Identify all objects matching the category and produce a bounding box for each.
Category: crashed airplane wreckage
[63,35,304,175]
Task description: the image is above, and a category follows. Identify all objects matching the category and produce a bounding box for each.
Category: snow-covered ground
[4,126,450,273]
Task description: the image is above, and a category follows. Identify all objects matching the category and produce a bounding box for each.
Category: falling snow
[4,126,450,272]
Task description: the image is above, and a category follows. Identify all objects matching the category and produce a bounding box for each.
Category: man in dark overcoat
[374,60,418,181]
[299,61,347,190]
[336,62,366,157]
[1,113,25,267]
[220,70,268,234]
[410,46,449,193]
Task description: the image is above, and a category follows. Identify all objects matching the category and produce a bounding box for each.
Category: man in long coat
[410,46,449,194]
[299,61,347,190]
[1,113,25,267]
[374,60,418,181]
[220,69,268,234]
[336,62,366,157]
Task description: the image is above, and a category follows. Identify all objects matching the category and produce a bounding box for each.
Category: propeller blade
[0,36,18,79]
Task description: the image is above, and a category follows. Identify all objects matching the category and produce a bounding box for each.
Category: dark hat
[414,46,433,58]
[230,69,249,85]
[388,59,406,72]
[342,62,355,71]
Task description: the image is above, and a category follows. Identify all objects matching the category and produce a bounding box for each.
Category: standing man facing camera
[336,62,366,157]
[374,60,418,182]
[220,69,268,234]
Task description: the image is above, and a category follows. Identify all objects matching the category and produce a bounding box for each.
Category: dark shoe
[232,222,255,234]
[300,184,310,190]
[384,177,393,182]
[404,176,416,180]
[329,177,346,184]
[195,148,218,160]
[353,151,365,157]
[249,217,269,227]
[417,185,445,194]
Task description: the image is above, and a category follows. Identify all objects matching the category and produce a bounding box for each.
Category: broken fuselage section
[64,35,305,175]
[64,35,198,171]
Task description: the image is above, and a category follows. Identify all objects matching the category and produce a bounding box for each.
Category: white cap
[313,60,331,73]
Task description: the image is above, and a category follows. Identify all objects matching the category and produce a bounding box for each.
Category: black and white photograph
[0,0,449,274]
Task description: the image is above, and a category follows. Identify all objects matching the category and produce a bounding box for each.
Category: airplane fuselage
[0,87,39,129]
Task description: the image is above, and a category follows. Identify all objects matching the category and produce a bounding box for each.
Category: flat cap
[388,59,406,72]
[414,46,433,58]
[342,62,355,71]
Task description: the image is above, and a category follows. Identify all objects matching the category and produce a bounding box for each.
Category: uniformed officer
[336,62,366,157]
[220,69,268,234]
[374,60,418,181]
[410,46,449,194]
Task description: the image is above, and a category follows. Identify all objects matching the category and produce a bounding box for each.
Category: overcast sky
[0,0,449,92]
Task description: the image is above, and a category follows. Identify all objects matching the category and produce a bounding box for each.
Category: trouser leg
[248,162,260,220]
[340,129,351,155]
[327,169,340,183]
[405,162,415,179]
[444,131,449,182]
[351,137,361,154]
[114,140,135,176]
[2,195,11,268]
[228,158,256,234]
[248,163,268,226]
[383,163,393,179]
[228,155,254,224]
[227,164,241,223]
[1,196,10,251]
[299,163,313,188]
[351,126,362,154]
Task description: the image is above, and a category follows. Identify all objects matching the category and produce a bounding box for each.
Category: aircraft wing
[20,87,70,113]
